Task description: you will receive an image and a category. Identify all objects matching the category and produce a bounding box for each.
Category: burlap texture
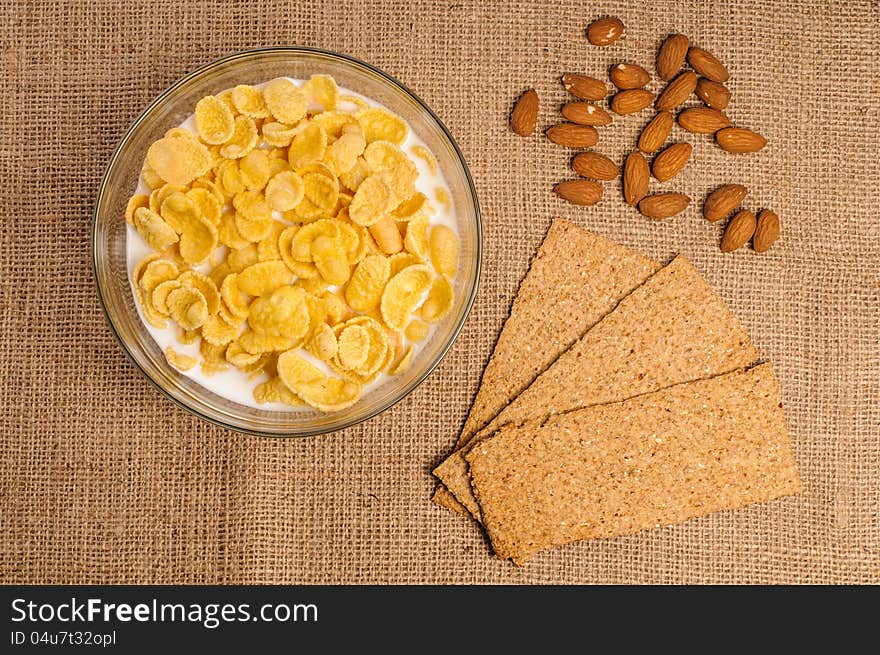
[1,0,877,584]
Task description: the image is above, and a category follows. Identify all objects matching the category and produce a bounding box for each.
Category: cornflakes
[236,260,292,297]
[349,175,393,226]
[429,224,459,278]
[411,145,438,174]
[231,84,269,119]
[356,107,408,144]
[419,275,454,323]
[303,74,339,111]
[220,115,259,159]
[133,207,179,252]
[194,95,235,145]
[129,74,460,413]
[263,77,308,125]
[166,347,198,371]
[265,171,305,212]
[146,135,211,186]
[345,254,391,312]
[380,264,433,331]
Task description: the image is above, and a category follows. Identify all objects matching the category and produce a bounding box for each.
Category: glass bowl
[92,47,481,437]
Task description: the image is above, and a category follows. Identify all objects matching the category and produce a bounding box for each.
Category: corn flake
[336,324,370,370]
[349,174,393,226]
[419,275,454,323]
[194,95,236,145]
[356,107,408,144]
[133,207,179,252]
[231,84,269,119]
[380,263,433,331]
[429,224,459,278]
[263,77,308,124]
[405,319,430,342]
[178,270,220,315]
[303,74,339,111]
[239,149,271,191]
[167,286,209,330]
[265,170,305,211]
[147,134,212,186]
[220,115,258,159]
[166,347,198,371]
[296,376,362,412]
[236,260,292,297]
[262,121,299,148]
[288,122,327,170]
[411,145,438,174]
[311,235,350,285]
[220,273,250,319]
[125,194,149,225]
[345,254,391,312]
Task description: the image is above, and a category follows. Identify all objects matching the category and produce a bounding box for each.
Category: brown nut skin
[610,89,654,115]
[561,101,613,126]
[545,123,600,148]
[638,111,674,153]
[657,33,689,81]
[510,88,538,136]
[687,46,730,82]
[587,17,625,46]
[572,152,620,181]
[655,71,698,111]
[651,142,692,182]
[554,179,603,206]
[561,73,608,101]
[695,78,731,110]
[703,184,748,222]
[716,127,768,153]
[721,210,757,252]
[753,209,780,252]
[623,151,649,206]
[610,62,651,89]
[638,193,691,219]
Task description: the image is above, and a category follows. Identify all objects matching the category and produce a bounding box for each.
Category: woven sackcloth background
[1,0,878,584]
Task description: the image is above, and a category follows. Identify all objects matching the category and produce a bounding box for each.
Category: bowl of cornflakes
[92,47,481,436]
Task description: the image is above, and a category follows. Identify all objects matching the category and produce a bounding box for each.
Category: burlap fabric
[1,0,877,584]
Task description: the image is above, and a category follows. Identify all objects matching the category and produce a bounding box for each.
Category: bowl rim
[91,46,482,438]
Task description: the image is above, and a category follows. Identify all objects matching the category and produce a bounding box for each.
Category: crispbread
[467,364,801,564]
[454,219,659,446]
[435,255,760,517]
[434,219,659,512]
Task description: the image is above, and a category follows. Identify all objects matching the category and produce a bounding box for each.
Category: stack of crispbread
[433,219,800,564]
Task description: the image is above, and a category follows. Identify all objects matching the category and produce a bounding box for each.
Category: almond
[753,209,780,252]
[638,193,691,219]
[561,102,613,126]
[721,210,756,252]
[572,152,619,181]
[651,142,692,182]
[695,78,731,110]
[716,127,768,153]
[656,33,689,81]
[623,151,649,205]
[610,89,654,115]
[655,71,697,111]
[561,73,608,101]
[510,88,538,136]
[687,47,730,83]
[545,123,600,148]
[703,184,748,222]
[638,111,673,153]
[587,16,624,46]
[678,107,731,133]
[610,62,650,89]
[554,179,604,206]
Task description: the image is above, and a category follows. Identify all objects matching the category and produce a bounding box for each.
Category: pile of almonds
[509,16,779,253]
